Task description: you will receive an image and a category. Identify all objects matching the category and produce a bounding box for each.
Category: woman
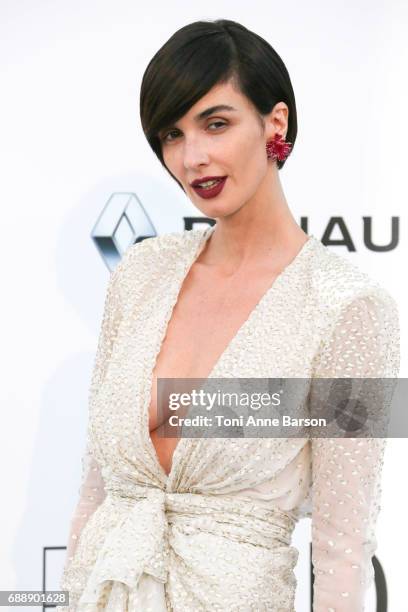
[57,19,400,611]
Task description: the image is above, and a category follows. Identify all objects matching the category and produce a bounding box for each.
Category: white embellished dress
[57,224,400,611]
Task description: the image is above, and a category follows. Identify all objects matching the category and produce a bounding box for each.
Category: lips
[191,175,226,187]
[191,176,227,199]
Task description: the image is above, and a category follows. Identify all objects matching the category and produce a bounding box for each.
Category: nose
[182,137,209,171]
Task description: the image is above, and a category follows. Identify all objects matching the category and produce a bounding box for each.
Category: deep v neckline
[143,224,316,485]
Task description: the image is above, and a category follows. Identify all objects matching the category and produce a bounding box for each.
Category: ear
[264,102,289,140]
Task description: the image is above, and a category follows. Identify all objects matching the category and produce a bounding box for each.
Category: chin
[207,204,242,220]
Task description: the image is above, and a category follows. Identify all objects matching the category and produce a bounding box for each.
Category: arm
[62,449,106,568]
[310,290,400,610]
[60,262,123,577]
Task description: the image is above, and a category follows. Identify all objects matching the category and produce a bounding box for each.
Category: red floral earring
[266,133,292,162]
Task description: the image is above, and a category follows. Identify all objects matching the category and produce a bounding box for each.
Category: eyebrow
[194,104,237,121]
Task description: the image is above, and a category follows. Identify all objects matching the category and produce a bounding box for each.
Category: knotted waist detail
[78,476,297,606]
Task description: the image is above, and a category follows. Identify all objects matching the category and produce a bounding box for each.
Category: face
[158,79,287,217]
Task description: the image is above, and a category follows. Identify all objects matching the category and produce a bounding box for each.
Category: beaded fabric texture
[56,224,400,611]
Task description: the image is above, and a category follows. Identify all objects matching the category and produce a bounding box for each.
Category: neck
[204,165,307,268]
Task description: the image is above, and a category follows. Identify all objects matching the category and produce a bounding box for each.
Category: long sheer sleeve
[60,263,123,580]
[62,450,106,569]
[310,290,400,610]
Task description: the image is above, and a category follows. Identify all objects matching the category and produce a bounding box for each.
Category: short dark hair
[140,19,297,189]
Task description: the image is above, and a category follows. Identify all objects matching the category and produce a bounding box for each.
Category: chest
[147,268,288,431]
[89,249,321,473]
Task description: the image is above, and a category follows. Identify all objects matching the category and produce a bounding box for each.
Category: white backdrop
[1,1,407,610]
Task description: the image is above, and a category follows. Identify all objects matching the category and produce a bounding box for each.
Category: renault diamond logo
[91,192,157,271]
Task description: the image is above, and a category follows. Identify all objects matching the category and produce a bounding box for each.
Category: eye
[207,120,228,131]
[161,129,180,143]
[160,120,228,144]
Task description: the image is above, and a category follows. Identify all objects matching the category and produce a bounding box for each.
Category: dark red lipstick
[190,175,227,199]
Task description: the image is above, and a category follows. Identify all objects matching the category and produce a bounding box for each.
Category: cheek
[225,131,267,186]
[162,150,177,174]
